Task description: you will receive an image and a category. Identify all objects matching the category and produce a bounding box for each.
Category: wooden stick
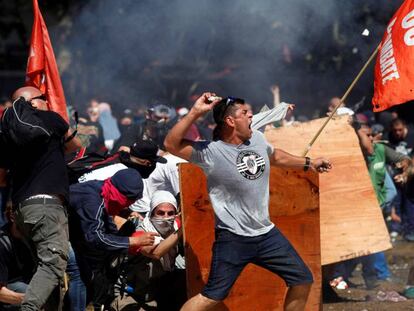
[63,272,69,292]
[302,44,380,156]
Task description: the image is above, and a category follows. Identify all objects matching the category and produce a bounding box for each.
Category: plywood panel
[265,116,392,265]
[180,163,321,311]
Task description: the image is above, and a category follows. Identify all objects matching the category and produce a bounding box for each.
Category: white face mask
[151,216,175,237]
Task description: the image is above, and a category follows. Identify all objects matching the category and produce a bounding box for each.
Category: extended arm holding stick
[302,44,380,156]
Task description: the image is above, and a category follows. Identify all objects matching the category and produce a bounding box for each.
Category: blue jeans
[0,281,28,310]
[383,172,400,232]
[373,252,391,280]
[384,172,397,213]
[66,245,87,311]
[343,255,378,288]
[202,227,313,301]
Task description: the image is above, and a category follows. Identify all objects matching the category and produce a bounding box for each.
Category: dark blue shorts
[201,227,313,301]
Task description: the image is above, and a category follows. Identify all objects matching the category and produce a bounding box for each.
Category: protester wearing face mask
[123,190,186,310]
[67,168,159,309]
[135,190,182,263]
[74,139,168,222]
[112,104,177,152]
[76,139,167,184]
[123,140,167,178]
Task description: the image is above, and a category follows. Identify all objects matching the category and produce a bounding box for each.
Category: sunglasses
[30,94,47,101]
[155,210,176,217]
[216,96,245,122]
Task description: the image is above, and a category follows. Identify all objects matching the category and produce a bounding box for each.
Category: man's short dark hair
[391,118,406,128]
[213,97,245,124]
[212,96,245,141]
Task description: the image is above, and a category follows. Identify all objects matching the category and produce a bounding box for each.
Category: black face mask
[137,165,156,178]
[118,124,130,135]
[119,151,156,178]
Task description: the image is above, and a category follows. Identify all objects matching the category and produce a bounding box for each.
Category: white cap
[336,107,354,116]
[150,190,178,215]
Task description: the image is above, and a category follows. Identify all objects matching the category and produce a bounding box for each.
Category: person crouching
[68,168,158,309]
[125,190,185,310]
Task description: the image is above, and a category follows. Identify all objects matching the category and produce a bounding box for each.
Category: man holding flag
[0,86,80,311]
[0,1,80,309]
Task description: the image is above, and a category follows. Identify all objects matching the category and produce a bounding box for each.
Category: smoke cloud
[52,0,402,117]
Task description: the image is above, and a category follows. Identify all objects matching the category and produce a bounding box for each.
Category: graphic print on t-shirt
[236,150,265,180]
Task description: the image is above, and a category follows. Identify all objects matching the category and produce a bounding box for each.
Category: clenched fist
[190,92,221,117]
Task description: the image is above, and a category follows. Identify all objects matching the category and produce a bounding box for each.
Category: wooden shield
[265,116,391,265]
[180,164,321,310]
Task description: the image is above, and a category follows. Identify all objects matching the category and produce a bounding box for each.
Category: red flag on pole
[25,0,68,122]
[372,0,414,112]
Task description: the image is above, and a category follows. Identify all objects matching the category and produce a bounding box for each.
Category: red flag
[372,0,414,112]
[25,0,68,122]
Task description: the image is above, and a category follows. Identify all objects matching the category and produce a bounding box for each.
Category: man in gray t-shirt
[190,130,274,237]
[164,93,331,311]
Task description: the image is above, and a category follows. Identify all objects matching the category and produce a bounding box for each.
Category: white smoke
[52,0,402,116]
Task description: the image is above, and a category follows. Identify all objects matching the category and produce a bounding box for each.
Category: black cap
[110,168,144,200]
[130,139,167,163]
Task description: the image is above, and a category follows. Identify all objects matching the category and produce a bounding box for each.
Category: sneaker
[404,286,414,299]
[390,231,399,238]
[329,276,348,290]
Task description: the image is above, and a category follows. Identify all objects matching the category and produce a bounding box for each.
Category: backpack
[0,97,51,148]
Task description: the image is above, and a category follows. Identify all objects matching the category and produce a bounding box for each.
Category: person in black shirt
[389,118,414,156]
[0,86,81,311]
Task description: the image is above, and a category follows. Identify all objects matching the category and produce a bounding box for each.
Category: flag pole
[302,44,380,156]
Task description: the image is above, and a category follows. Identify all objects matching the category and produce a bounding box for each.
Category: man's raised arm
[270,148,332,173]
[164,92,220,160]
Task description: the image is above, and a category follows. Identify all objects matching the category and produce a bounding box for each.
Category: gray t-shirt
[190,130,275,236]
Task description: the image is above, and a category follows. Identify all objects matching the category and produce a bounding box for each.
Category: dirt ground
[323,237,414,311]
[89,237,414,310]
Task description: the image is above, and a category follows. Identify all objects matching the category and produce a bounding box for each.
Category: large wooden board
[265,116,392,265]
[180,164,321,311]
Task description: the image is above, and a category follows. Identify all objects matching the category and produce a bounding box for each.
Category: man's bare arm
[270,149,332,173]
[164,110,200,161]
[164,92,220,160]
[0,286,24,305]
[270,85,280,107]
[356,127,374,156]
[140,228,183,260]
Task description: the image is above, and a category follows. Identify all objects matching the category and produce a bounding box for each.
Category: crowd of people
[0,82,413,311]
[0,86,190,311]
[320,98,414,301]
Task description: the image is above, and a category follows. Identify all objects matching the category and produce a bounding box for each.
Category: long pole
[302,44,380,156]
